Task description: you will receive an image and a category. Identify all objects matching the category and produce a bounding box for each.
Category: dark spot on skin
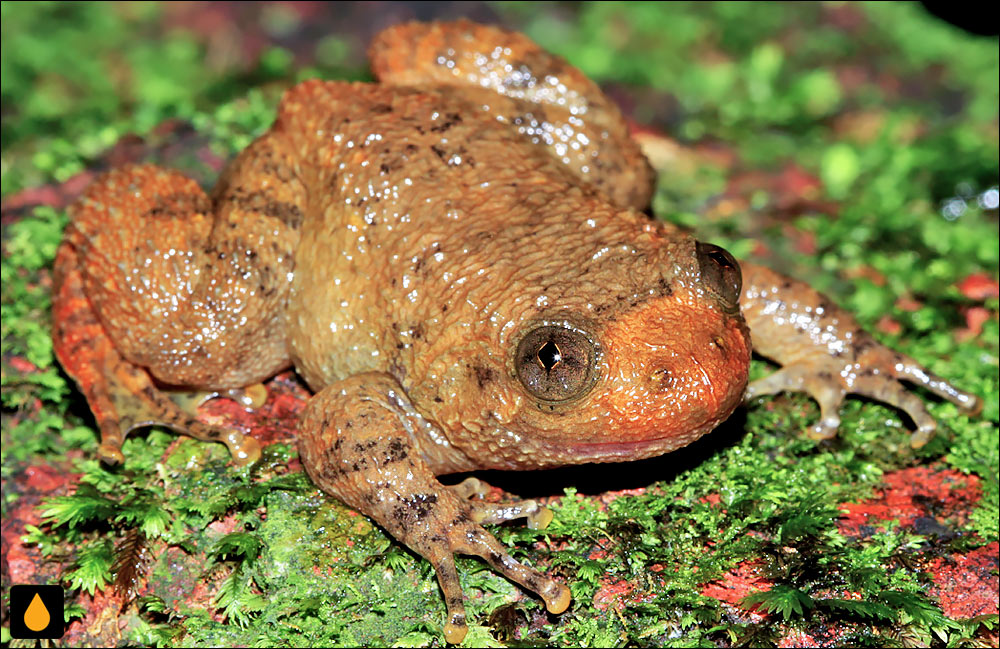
[371,103,392,114]
[410,324,424,340]
[430,112,462,133]
[431,145,448,161]
[352,440,378,454]
[403,144,418,155]
[146,192,211,220]
[228,188,304,228]
[385,438,408,463]
[394,493,439,523]
[473,364,496,389]
[380,163,391,174]
[434,396,443,403]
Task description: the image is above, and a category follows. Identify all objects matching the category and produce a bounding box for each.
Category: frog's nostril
[650,367,672,390]
[710,337,727,355]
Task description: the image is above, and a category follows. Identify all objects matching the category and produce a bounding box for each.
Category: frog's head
[449,230,752,469]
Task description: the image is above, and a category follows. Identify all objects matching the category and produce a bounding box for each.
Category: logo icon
[9,584,65,639]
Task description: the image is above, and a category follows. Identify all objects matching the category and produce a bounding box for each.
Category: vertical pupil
[537,340,562,371]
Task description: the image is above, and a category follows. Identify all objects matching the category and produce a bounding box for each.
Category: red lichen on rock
[593,576,655,611]
[927,542,999,619]
[838,466,981,537]
[701,559,772,615]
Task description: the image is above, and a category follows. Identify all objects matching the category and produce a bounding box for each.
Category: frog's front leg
[298,373,571,645]
[740,262,982,446]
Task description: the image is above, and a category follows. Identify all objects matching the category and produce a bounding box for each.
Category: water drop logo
[9,584,64,639]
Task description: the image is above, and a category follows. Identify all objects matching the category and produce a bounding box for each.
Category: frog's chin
[496,416,731,470]
[555,422,721,464]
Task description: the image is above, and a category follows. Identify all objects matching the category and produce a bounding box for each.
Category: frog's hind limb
[52,241,260,465]
[740,262,982,446]
[54,138,304,464]
[369,19,655,211]
[299,374,571,645]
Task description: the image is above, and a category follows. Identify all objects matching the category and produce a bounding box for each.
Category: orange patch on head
[594,290,750,447]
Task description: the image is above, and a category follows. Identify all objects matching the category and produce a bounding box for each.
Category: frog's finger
[300,374,571,643]
[450,478,554,529]
[469,500,553,530]
[452,525,571,615]
[891,353,983,415]
[433,556,469,645]
[748,366,848,440]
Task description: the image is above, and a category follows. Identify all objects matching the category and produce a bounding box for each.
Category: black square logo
[9,584,65,639]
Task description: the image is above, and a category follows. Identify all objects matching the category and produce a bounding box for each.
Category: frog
[51,19,982,644]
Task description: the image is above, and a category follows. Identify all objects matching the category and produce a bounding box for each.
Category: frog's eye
[515,325,597,403]
[696,242,742,312]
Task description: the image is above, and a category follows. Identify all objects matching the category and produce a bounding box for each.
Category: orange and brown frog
[51,20,981,644]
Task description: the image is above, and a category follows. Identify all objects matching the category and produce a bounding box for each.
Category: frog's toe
[450,476,490,500]
[168,383,269,415]
[891,352,982,415]
[748,365,848,440]
[222,429,262,465]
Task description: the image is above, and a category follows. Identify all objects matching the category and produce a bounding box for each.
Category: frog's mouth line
[546,425,718,465]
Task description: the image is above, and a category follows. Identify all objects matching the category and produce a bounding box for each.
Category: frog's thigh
[53,241,260,466]
[298,373,571,644]
[740,262,981,446]
[368,20,654,210]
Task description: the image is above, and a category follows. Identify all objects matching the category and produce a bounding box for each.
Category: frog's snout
[595,289,751,444]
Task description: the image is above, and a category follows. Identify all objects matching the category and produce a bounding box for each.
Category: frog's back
[279,81,669,398]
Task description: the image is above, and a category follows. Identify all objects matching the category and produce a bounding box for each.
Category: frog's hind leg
[55,148,303,464]
[53,242,261,465]
[369,19,655,210]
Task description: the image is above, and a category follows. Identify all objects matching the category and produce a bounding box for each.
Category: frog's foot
[96,354,260,465]
[299,374,571,645]
[52,243,261,466]
[167,383,269,415]
[450,477,554,530]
